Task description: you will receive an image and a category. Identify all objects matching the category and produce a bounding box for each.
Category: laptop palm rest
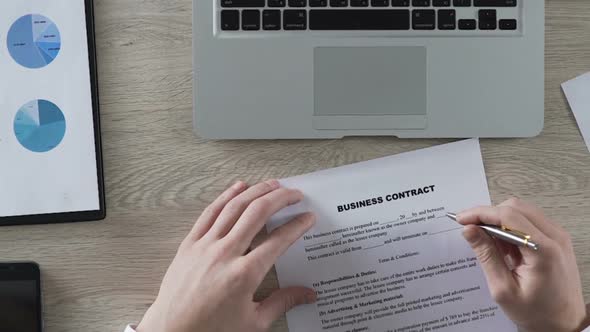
[313,47,427,130]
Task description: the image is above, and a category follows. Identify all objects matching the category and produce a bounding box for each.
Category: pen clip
[500,225,531,240]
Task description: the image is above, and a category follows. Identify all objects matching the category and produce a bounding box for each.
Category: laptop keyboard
[219,0,519,32]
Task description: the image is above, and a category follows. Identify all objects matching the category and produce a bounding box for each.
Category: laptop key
[263,10,281,30]
[453,0,471,6]
[284,10,307,29]
[474,0,516,7]
[391,0,409,6]
[310,0,328,6]
[242,10,260,30]
[351,0,369,6]
[289,0,306,6]
[433,0,450,6]
[479,20,496,30]
[412,0,430,6]
[479,9,496,29]
[221,10,240,30]
[330,0,349,6]
[499,19,517,30]
[412,9,435,30]
[479,9,495,20]
[309,9,410,30]
[372,0,389,6]
[438,9,456,29]
[458,19,476,30]
[221,0,265,7]
[268,0,286,7]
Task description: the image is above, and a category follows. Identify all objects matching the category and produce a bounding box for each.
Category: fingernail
[233,181,246,189]
[462,226,481,244]
[303,213,316,227]
[504,254,515,270]
[455,212,465,223]
[306,291,317,304]
[266,179,280,189]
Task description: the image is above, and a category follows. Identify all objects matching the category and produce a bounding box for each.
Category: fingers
[457,206,551,261]
[257,287,316,330]
[228,188,304,248]
[462,225,518,304]
[206,180,281,239]
[188,181,248,241]
[493,237,522,269]
[499,198,565,240]
[246,213,315,281]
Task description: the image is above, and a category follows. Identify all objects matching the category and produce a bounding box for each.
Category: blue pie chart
[7,14,61,69]
[14,100,66,153]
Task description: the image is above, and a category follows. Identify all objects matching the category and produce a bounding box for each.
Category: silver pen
[447,212,539,251]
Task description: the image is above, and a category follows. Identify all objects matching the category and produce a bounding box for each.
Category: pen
[446,212,539,251]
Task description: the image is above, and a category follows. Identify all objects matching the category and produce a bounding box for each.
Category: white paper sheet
[268,139,516,332]
[563,72,590,152]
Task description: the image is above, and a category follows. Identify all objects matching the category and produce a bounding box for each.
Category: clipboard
[0,0,105,226]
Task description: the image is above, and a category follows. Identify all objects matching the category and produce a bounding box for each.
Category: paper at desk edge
[562,72,590,153]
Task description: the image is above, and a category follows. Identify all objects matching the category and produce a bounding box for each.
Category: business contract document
[268,139,516,332]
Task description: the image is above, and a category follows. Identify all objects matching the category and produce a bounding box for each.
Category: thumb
[462,225,517,303]
[257,287,316,328]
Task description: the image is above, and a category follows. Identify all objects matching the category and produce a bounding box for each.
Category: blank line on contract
[305,238,341,248]
[429,227,463,236]
[363,243,385,251]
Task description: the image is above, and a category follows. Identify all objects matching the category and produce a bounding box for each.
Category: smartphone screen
[0,263,42,332]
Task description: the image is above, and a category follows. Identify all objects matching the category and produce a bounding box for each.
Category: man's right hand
[458,198,588,332]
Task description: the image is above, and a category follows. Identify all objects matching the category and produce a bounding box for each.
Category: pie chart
[14,100,66,153]
[7,14,61,69]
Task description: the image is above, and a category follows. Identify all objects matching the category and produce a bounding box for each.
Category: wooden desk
[1,1,589,330]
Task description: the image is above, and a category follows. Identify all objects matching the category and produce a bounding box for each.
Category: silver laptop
[193,0,544,139]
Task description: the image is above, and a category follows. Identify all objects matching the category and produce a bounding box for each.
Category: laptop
[193,0,544,139]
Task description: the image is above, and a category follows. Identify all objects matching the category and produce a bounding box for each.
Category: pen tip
[446,212,457,221]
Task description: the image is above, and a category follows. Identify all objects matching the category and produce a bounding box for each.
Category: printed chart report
[268,139,516,332]
[0,0,100,219]
[14,99,66,153]
[7,14,61,69]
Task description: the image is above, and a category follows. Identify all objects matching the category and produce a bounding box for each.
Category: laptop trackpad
[313,47,427,130]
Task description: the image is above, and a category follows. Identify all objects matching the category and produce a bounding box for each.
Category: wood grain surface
[1,1,590,331]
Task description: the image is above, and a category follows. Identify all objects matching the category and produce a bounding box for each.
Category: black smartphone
[0,262,43,332]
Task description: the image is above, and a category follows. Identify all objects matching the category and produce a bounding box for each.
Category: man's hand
[137,180,316,332]
[458,198,588,332]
